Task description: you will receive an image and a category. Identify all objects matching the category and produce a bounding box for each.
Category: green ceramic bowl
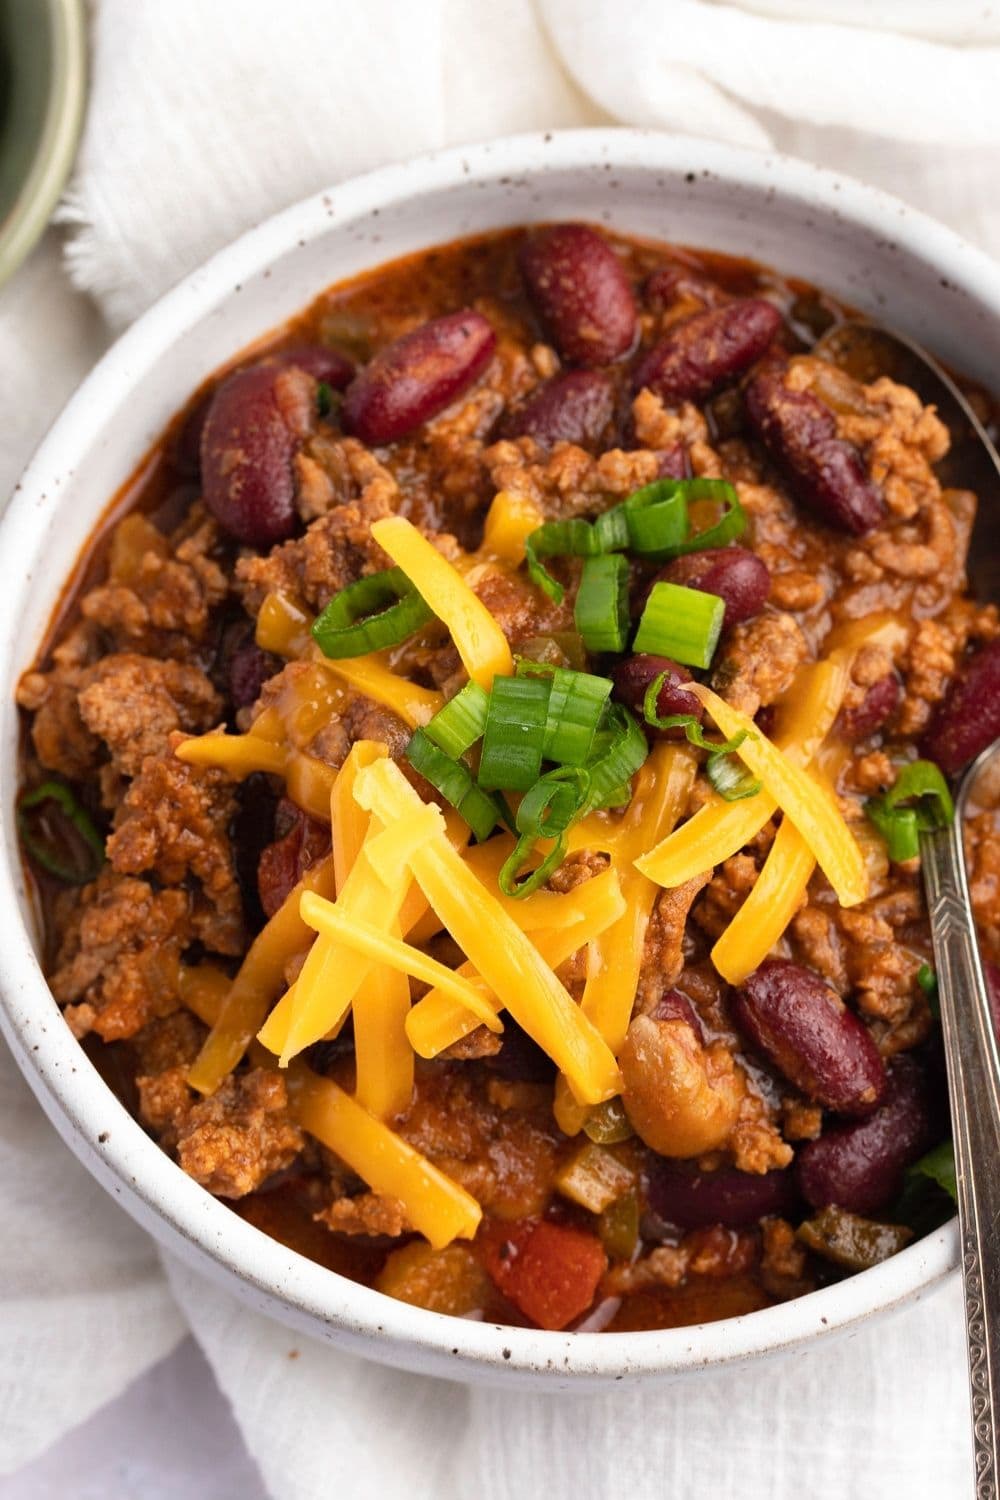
[0,0,86,288]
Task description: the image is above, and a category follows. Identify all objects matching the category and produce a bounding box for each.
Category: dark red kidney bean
[650,989,701,1033]
[655,445,688,479]
[735,959,886,1117]
[632,299,782,404]
[502,370,613,449]
[921,640,1000,776]
[342,309,496,446]
[519,224,638,367]
[268,343,354,389]
[836,673,900,742]
[484,1017,556,1083]
[201,363,312,547]
[644,266,727,312]
[744,368,885,536]
[646,1160,798,1231]
[232,773,279,936]
[656,546,771,630]
[229,639,280,711]
[611,654,703,737]
[257,799,331,919]
[795,1056,932,1215]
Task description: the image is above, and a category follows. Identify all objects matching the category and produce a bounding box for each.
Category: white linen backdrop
[3,1,998,1494]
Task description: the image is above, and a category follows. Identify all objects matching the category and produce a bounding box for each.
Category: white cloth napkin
[3,0,997,1492]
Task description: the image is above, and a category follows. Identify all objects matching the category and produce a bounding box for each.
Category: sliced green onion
[405,729,504,841]
[666,478,745,556]
[478,675,551,792]
[633,580,724,669]
[516,766,592,839]
[498,832,567,900]
[865,799,919,862]
[582,704,649,815]
[17,781,105,885]
[524,519,602,604]
[864,758,954,864]
[574,554,629,653]
[640,673,746,751]
[917,962,940,1018]
[908,1140,957,1202]
[516,661,612,766]
[423,680,489,757]
[706,747,762,802]
[599,480,689,561]
[316,381,334,417]
[312,568,434,659]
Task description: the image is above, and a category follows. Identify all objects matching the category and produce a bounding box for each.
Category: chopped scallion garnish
[423,680,490,757]
[705,745,762,801]
[478,674,551,792]
[574,554,630,654]
[516,660,612,766]
[864,758,954,863]
[404,728,505,841]
[633,580,725,669]
[17,781,106,885]
[312,568,434,658]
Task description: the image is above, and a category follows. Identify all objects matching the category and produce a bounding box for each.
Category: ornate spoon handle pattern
[922,746,1000,1499]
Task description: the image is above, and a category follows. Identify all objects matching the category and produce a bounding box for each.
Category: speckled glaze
[2,130,993,1388]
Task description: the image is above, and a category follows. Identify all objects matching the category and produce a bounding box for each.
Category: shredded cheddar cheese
[405,865,628,1058]
[354,757,621,1105]
[187,853,338,1095]
[371,516,514,688]
[710,814,815,985]
[481,491,546,566]
[690,683,868,908]
[300,891,503,1032]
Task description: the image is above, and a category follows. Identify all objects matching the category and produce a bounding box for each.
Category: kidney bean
[501,369,613,449]
[735,959,886,1116]
[646,1160,798,1231]
[228,639,280,711]
[484,1017,556,1083]
[231,773,279,935]
[651,989,701,1032]
[257,798,332,918]
[269,343,354,388]
[656,445,688,479]
[519,225,638,366]
[744,369,885,535]
[837,673,901,742]
[795,1056,932,1215]
[201,363,312,547]
[342,309,495,446]
[656,546,771,630]
[611,653,703,738]
[921,640,1000,776]
[632,299,782,404]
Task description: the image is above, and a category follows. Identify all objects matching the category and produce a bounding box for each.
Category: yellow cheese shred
[481,491,545,566]
[710,815,816,985]
[331,740,386,895]
[633,654,849,888]
[300,891,503,1033]
[179,964,480,1247]
[351,958,414,1121]
[287,1069,481,1248]
[405,865,627,1058]
[370,516,514,689]
[354,758,620,1105]
[186,853,338,1095]
[690,683,868,908]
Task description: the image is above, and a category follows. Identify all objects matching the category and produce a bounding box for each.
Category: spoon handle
[923,814,1000,1498]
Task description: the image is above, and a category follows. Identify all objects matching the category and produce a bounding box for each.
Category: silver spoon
[819,321,1000,1496]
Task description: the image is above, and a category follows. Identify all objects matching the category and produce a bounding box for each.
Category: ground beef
[967,811,1000,961]
[107,735,244,955]
[315,1193,410,1237]
[77,654,222,781]
[50,871,191,1041]
[237,490,395,616]
[711,612,809,716]
[176,1069,304,1198]
[636,872,713,1010]
[603,1225,757,1296]
[481,437,663,521]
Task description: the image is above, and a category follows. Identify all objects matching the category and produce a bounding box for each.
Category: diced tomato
[480,1218,607,1331]
[257,798,331,917]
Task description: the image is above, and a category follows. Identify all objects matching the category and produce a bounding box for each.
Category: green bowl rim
[0,0,87,289]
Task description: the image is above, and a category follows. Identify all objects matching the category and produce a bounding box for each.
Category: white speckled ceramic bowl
[1,130,992,1388]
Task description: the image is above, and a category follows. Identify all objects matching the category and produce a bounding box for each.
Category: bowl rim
[0,126,976,1381]
[0,0,87,289]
